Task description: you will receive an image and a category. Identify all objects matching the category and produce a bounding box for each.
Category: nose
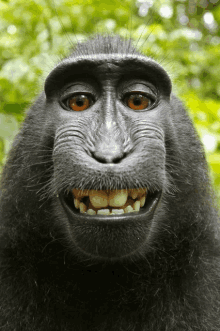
[92,140,125,163]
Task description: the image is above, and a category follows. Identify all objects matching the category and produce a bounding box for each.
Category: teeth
[97,209,110,215]
[79,202,87,213]
[87,209,96,215]
[109,189,128,208]
[129,188,146,199]
[89,190,108,209]
[131,191,138,199]
[124,205,134,213]
[74,198,80,209]
[140,196,146,207]
[72,188,147,216]
[133,201,141,212]
[111,209,124,214]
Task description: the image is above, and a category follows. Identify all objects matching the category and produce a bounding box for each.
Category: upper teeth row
[72,188,147,215]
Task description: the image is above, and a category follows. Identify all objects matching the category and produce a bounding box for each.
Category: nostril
[91,151,125,164]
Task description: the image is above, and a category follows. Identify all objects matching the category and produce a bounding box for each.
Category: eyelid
[120,81,157,95]
[60,82,98,102]
[63,92,94,100]
[68,93,94,102]
[124,91,154,97]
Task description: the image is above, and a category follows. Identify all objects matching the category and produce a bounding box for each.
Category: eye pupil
[133,97,141,106]
[76,97,85,107]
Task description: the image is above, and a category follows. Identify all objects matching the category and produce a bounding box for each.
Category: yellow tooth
[87,209,96,215]
[74,198,80,209]
[124,205,134,213]
[97,209,110,215]
[133,201,141,212]
[111,209,124,214]
[79,202,87,213]
[131,191,138,199]
[140,196,146,207]
[89,190,108,208]
[109,190,128,207]
[129,188,147,199]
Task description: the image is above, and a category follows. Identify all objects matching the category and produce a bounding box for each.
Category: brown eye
[126,94,151,110]
[68,94,91,111]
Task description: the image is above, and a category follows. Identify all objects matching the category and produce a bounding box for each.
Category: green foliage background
[0,0,220,204]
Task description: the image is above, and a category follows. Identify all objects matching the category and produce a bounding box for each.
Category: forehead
[45,54,172,97]
[54,52,168,79]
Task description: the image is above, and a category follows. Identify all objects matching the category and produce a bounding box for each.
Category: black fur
[0,36,220,330]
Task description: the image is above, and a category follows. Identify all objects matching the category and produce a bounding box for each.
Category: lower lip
[59,191,162,259]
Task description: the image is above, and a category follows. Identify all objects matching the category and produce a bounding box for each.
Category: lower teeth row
[74,196,146,215]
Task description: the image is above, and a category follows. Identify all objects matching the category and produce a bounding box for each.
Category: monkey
[0,34,219,330]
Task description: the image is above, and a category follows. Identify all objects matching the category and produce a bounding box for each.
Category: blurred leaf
[208,154,220,175]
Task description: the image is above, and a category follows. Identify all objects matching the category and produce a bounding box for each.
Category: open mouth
[62,188,161,218]
[60,188,162,258]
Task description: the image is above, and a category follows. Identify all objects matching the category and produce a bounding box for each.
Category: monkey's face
[44,50,173,260]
